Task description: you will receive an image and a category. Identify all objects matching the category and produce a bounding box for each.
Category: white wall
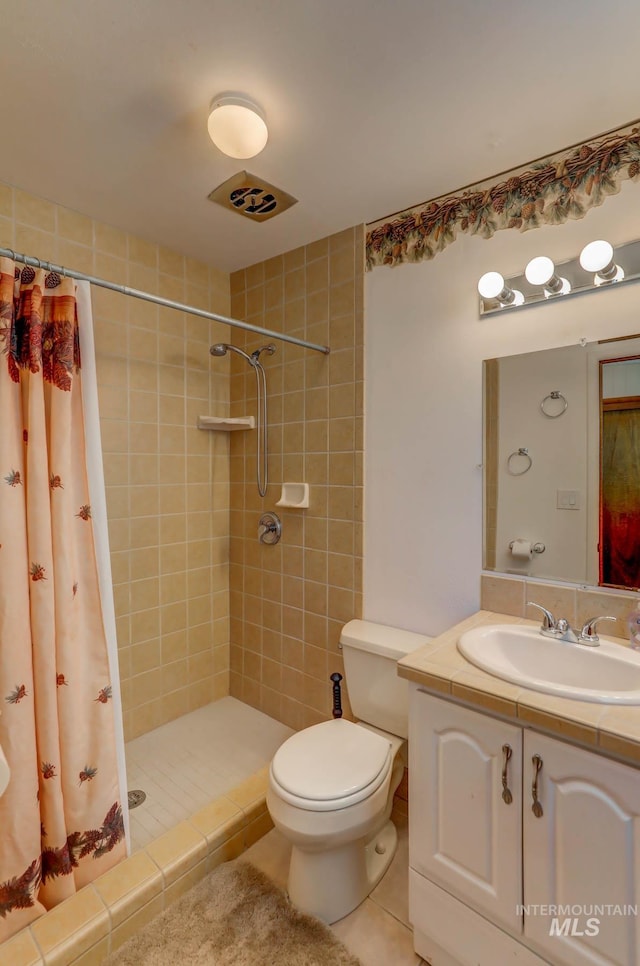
[495,347,587,582]
[364,182,640,637]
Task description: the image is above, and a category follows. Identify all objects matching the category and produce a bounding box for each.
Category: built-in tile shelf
[197,415,255,431]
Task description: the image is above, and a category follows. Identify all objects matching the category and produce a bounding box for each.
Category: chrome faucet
[527,602,617,647]
[553,618,580,644]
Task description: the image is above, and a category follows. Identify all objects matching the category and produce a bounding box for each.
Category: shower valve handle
[258,512,281,545]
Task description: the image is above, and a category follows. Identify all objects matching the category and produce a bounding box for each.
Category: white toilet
[267,618,430,924]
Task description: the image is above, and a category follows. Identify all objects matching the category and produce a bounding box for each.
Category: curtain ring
[540,390,568,418]
[507,447,532,475]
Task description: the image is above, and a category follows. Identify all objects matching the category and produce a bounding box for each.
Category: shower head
[209,343,256,366]
[210,342,277,367]
[209,343,228,357]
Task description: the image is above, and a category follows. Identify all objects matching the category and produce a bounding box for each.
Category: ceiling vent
[207,171,297,222]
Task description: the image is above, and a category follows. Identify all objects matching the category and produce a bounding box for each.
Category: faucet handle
[580,615,616,646]
[527,601,556,632]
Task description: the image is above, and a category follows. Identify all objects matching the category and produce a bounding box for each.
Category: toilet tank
[340,620,431,739]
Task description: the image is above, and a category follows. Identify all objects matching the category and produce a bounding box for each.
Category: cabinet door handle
[501,743,513,804]
[531,754,543,818]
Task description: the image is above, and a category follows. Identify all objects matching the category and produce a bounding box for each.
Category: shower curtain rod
[0,246,331,355]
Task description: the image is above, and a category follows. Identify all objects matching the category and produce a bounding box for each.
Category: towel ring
[541,390,568,418]
[507,447,532,475]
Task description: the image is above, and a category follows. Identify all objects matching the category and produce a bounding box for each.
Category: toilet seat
[270,719,392,812]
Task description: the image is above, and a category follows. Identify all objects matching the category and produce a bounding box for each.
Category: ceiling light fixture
[477,271,524,307]
[579,240,624,286]
[207,94,268,160]
[524,256,571,297]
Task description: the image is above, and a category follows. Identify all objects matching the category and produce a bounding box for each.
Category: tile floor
[125,697,292,850]
[244,813,427,966]
[124,697,426,963]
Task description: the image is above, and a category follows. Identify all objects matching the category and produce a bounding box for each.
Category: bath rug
[104,859,363,966]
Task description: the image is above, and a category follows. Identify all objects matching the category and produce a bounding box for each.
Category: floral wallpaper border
[366,120,640,270]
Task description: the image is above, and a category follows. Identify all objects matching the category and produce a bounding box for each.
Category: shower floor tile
[125,696,292,851]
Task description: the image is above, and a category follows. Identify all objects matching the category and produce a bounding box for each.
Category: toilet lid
[271,719,391,803]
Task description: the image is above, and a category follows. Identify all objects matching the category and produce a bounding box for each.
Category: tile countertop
[397,610,640,767]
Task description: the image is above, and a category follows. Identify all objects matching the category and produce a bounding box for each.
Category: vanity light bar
[478,237,637,317]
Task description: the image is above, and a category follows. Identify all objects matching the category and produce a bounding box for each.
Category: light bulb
[579,240,613,273]
[478,272,506,300]
[207,95,268,159]
[579,240,623,285]
[525,256,554,286]
[478,271,524,307]
[525,256,571,297]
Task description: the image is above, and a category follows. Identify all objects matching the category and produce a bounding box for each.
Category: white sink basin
[457,624,640,704]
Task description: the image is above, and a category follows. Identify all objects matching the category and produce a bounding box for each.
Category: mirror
[484,335,640,591]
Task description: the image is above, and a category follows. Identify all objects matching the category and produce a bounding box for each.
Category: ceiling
[2,0,640,274]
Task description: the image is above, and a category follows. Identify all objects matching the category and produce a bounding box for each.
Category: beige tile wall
[481,573,639,641]
[228,227,365,730]
[0,183,232,739]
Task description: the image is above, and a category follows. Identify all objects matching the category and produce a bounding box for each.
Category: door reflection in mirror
[600,356,640,588]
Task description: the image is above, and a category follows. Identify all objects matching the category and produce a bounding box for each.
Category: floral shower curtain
[0,258,126,941]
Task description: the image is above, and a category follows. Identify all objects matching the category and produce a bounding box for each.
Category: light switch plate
[557,489,580,509]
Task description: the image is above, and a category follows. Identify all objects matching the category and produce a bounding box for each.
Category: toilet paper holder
[509,540,545,554]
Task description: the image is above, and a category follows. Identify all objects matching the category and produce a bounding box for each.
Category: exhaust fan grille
[208,171,297,222]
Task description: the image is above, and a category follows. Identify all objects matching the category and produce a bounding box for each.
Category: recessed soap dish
[276,482,309,508]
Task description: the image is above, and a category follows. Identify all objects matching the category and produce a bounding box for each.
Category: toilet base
[288,819,398,925]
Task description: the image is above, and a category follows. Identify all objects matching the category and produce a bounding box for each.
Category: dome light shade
[207,95,268,159]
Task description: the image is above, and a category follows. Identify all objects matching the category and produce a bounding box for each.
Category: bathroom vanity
[399,611,640,966]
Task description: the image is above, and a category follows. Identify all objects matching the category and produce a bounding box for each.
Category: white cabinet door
[523,730,640,966]
[409,687,523,932]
